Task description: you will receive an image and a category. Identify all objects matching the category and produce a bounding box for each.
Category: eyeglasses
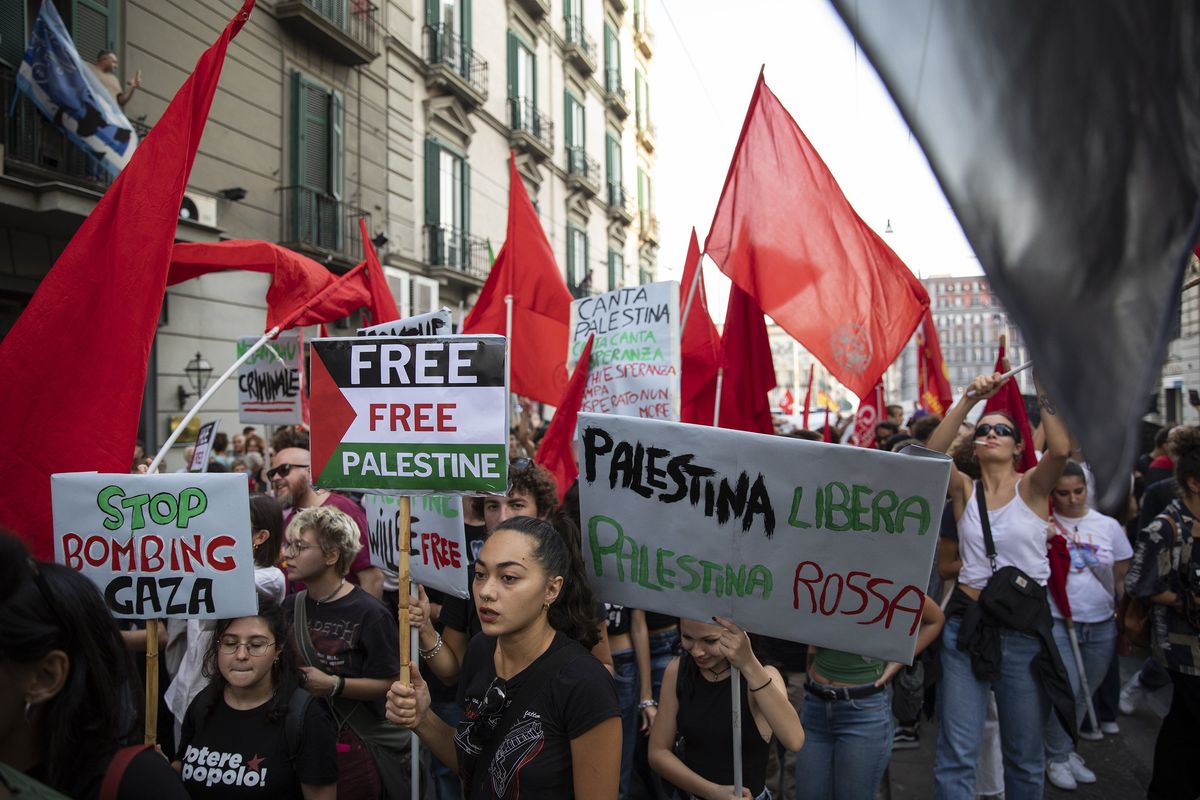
[218,636,275,656]
[975,423,1017,440]
[267,463,309,480]
[282,540,318,555]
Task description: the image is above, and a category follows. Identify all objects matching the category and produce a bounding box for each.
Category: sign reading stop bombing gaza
[309,335,508,494]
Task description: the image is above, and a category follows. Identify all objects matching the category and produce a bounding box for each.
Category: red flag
[535,336,595,502]
[359,218,400,326]
[982,339,1038,472]
[1047,528,1072,619]
[680,228,721,425]
[849,380,885,448]
[0,0,254,559]
[802,363,814,430]
[779,389,795,416]
[823,416,835,443]
[463,153,573,406]
[716,283,776,434]
[917,311,953,415]
[704,71,929,399]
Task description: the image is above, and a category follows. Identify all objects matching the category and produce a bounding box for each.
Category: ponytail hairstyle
[494,515,600,648]
[1173,426,1200,497]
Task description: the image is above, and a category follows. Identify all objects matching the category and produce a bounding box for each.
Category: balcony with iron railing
[508,97,554,159]
[637,119,656,153]
[513,0,550,19]
[639,209,659,245]
[634,14,654,58]
[606,182,635,224]
[566,147,600,196]
[424,224,490,283]
[280,185,368,266]
[422,25,488,105]
[276,0,381,65]
[563,16,597,75]
[604,68,629,118]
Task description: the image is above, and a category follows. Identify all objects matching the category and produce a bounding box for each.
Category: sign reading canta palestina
[309,335,508,494]
[576,413,951,664]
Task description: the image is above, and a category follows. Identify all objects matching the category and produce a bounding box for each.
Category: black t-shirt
[605,604,631,638]
[455,632,619,798]
[465,522,487,565]
[178,692,338,798]
[284,586,400,718]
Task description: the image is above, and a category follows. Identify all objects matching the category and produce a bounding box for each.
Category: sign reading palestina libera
[309,335,508,494]
[51,473,256,620]
[567,282,681,420]
[362,493,470,599]
[576,413,952,663]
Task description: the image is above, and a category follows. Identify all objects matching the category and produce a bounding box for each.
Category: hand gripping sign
[576,413,951,664]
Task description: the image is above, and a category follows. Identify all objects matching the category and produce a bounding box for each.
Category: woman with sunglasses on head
[173,597,337,799]
[386,516,621,798]
[926,372,1072,800]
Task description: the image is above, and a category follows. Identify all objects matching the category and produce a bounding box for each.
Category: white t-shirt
[1050,509,1133,623]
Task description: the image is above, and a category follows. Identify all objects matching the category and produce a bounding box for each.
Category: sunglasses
[974,423,1017,440]
[267,463,309,480]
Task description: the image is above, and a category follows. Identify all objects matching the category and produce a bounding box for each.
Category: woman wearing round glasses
[174,597,338,799]
[926,371,1071,800]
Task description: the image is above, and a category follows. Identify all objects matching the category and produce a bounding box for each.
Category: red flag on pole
[802,363,814,430]
[849,380,885,448]
[917,311,953,416]
[779,389,795,416]
[0,0,255,559]
[359,218,400,326]
[716,283,776,435]
[535,336,595,502]
[463,152,572,406]
[680,228,721,425]
[704,70,929,399]
[983,338,1038,472]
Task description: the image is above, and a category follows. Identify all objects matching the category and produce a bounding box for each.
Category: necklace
[705,663,731,680]
[315,578,345,604]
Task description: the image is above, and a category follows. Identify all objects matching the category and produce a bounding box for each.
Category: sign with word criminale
[237,332,302,424]
[309,335,508,494]
[576,413,951,663]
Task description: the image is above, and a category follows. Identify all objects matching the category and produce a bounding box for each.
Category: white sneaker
[1068,752,1097,784]
[1078,727,1104,741]
[1119,673,1146,715]
[1100,721,1120,735]
[1048,759,1078,790]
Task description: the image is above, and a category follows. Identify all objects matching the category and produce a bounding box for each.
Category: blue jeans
[613,649,640,800]
[794,683,892,800]
[1045,618,1116,762]
[933,615,1049,800]
[633,627,680,800]
[430,700,464,800]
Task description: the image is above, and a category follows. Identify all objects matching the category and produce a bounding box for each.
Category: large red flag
[704,70,929,399]
[0,0,254,559]
[917,311,954,416]
[849,380,885,448]
[359,218,400,326]
[716,283,775,435]
[679,228,721,425]
[536,336,595,502]
[463,153,572,406]
[983,339,1038,472]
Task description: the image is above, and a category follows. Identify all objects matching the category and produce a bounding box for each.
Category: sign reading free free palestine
[309,336,508,494]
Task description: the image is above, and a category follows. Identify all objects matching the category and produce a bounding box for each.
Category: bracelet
[750,677,772,693]
[637,699,658,709]
[330,675,345,697]
[419,632,444,660]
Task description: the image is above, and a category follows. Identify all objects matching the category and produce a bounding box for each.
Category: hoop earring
[542,603,549,613]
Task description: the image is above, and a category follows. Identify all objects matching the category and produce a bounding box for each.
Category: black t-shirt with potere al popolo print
[455,632,619,799]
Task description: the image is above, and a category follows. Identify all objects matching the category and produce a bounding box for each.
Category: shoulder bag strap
[469,643,587,798]
[292,591,319,668]
[99,745,151,800]
[976,481,998,572]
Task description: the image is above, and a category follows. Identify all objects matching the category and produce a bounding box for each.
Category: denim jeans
[1091,647,1121,724]
[794,683,892,800]
[430,700,464,800]
[632,627,680,800]
[1045,617,1116,762]
[613,649,640,800]
[933,615,1049,800]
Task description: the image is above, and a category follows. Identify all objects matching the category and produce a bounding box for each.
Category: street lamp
[177,351,213,409]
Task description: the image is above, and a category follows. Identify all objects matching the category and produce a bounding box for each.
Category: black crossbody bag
[975,481,1048,633]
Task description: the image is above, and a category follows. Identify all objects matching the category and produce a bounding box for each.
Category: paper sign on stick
[189,420,219,472]
[309,335,508,494]
[576,413,951,663]
[51,473,256,620]
[362,493,470,599]
[237,332,302,424]
[359,308,453,338]
[567,282,681,420]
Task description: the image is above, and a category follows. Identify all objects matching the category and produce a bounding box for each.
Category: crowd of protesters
[4,374,1200,800]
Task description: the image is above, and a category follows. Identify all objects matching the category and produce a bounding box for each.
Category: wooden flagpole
[398,498,412,685]
[144,619,159,745]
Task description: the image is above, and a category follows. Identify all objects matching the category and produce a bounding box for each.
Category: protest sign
[362,493,470,599]
[309,335,508,493]
[567,283,681,420]
[189,420,219,472]
[359,307,453,338]
[51,473,256,620]
[237,332,302,424]
[576,413,951,663]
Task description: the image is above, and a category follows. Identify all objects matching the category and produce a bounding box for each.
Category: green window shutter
[566,227,576,288]
[531,48,538,110]
[507,32,517,101]
[635,70,643,128]
[425,0,437,28]
[608,249,619,290]
[0,1,26,70]
[290,72,304,186]
[424,139,440,226]
[292,74,330,192]
[563,91,573,153]
[72,0,115,64]
[461,0,472,47]
[462,159,471,236]
[583,233,590,290]
[330,90,344,200]
[604,23,614,75]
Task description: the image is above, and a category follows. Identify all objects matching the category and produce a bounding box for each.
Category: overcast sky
[652,0,982,321]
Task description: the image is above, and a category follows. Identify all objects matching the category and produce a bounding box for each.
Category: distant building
[1154,255,1200,427]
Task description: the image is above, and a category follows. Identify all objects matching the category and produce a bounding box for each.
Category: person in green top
[794,596,944,800]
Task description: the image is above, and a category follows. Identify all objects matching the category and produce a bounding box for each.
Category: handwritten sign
[359,307,453,338]
[361,493,470,599]
[567,282,681,420]
[309,335,508,493]
[189,420,219,472]
[51,473,256,619]
[237,332,302,424]
[575,413,951,663]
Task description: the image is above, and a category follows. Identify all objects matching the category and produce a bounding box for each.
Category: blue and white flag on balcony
[15,0,138,177]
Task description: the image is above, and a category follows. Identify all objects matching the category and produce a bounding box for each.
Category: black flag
[831,0,1200,509]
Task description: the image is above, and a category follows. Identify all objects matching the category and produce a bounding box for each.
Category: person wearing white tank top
[924,371,1070,800]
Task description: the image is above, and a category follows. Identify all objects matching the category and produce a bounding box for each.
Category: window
[637,166,652,212]
[608,248,624,290]
[606,132,622,202]
[633,0,647,33]
[566,225,589,295]
[424,138,471,267]
[507,32,537,130]
[634,69,649,130]
[603,22,620,93]
[290,72,345,249]
[411,275,440,316]
[565,91,585,169]
[427,0,471,71]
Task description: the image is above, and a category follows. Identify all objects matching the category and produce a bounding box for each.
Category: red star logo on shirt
[246,754,265,771]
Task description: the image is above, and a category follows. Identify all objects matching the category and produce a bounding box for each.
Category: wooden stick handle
[398,496,412,685]
[144,619,159,745]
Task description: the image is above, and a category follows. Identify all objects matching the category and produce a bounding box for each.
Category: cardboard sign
[189,420,219,472]
[309,335,508,493]
[567,283,681,420]
[361,493,470,599]
[237,332,302,424]
[359,307,454,338]
[575,413,951,663]
[51,473,256,619]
